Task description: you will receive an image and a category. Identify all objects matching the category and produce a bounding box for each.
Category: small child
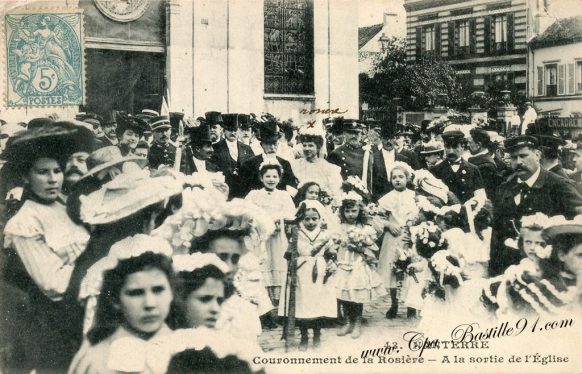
[294,182,321,206]
[334,191,386,339]
[377,162,418,319]
[245,161,296,307]
[279,200,337,350]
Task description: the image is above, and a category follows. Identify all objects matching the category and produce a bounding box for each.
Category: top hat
[170,112,185,133]
[257,121,281,142]
[504,135,539,151]
[150,116,172,131]
[380,124,397,139]
[222,113,250,131]
[205,111,224,126]
[189,124,214,146]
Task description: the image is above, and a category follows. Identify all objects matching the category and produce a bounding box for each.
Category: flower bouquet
[423,250,467,301]
[410,221,447,259]
[392,247,418,283]
[318,186,334,207]
[343,225,378,266]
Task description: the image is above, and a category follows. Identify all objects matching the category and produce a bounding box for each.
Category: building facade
[1,0,359,125]
[403,0,550,97]
[528,16,582,118]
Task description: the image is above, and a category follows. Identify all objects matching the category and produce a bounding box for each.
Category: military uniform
[490,168,582,276]
[148,142,176,170]
[430,159,484,204]
[327,143,367,180]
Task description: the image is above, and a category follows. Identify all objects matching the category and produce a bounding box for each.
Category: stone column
[165,0,194,114]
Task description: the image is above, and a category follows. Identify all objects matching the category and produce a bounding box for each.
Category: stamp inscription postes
[5,11,85,107]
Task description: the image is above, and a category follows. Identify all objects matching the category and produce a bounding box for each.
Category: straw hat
[80,146,147,180]
[80,169,183,225]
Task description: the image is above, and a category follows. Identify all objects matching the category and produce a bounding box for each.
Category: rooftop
[531,16,582,48]
[359,23,383,49]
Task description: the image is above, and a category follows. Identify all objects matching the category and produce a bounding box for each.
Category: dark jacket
[430,159,484,204]
[467,153,500,201]
[368,149,413,202]
[490,169,582,276]
[399,148,422,170]
[181,146,222,175]
[148,142,177,170]
[327,143,367,180]
[548,163,570,180]
[211,139,255,198]
[239,154,298,196]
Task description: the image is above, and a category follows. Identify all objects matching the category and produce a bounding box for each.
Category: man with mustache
[147,116,176,170]
[327,118,368,181]
[429,129,486,204]
[489,135,582,276]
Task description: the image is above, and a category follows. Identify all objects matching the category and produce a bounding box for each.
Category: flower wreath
[422,249,468,301]
[152,185,275,255]
[343,175,369,196]
[415,195,462,217]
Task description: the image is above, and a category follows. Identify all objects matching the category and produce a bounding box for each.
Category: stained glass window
[264,0,314,95]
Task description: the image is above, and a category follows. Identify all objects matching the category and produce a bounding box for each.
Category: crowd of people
[0,108,581,373]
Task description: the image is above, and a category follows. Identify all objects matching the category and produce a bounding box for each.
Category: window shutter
[448,22,455,56]
[568,63,575,94]
[507,13,514,51]
[469,19,477,54]
[558,64,565,95]
[484,16,491,53]
[416,27,422,60]
[435,23,441,54]
[537,66,544,96]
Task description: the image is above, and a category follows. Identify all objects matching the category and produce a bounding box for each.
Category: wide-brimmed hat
[116,112,150,138]
[53,120,98,153]
[81,146,147,180]
[1,121,92,163]
[27,117,54,130]
[420,140,445,155]
[205,111,224,126]
[542,215,582,241]
[257,121,281,142]
[80,169,183,225]
[222,113,249,131]
[150,116,171,131]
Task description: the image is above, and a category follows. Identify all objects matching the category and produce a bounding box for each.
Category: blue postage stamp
[5,11,85,107]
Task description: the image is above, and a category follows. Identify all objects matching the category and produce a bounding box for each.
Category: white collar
[518,166,541,187]
[472,150,489,157]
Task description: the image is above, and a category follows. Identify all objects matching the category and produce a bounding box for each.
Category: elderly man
[239,120,298,196]
[205,111,224,145]
[490,136,582,276]
[327,118,369,181]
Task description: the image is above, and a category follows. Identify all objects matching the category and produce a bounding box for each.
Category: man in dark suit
[467,128,500,201]
[490,135,582,276]
[100,119,118,147]
[327,118,368,180]
[368,125,417,202]
[148,116,177,170]
[539,136,570,179]
[430,130,486,204]
[239,120,298,196]
[394,128,421,170]
[212,114,255,199]
[182,124,222,175]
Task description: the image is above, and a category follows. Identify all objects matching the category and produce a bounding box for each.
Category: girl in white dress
[279,200,337,350]
[377,162,418,319]
[245,161,296,307]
